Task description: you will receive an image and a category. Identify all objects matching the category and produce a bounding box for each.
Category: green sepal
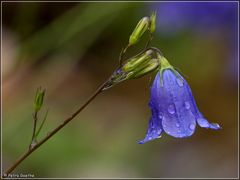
[157,54,175,86]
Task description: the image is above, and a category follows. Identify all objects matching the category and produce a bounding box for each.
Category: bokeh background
[2,2,238,178]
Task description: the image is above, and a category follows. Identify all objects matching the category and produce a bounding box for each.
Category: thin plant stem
[3,78,109,175]
[3,44,163,177]
[118,31,155,67]
[144,32,153,50]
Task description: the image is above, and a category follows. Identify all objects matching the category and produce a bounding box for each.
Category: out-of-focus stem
[3,79,109,176]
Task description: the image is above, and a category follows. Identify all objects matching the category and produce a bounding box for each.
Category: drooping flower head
[102,11,221,144]
[139,55,221,144]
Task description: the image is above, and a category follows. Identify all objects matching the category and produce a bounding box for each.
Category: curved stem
[3,46,164,176]
[144,31,153,50]
[3,78,109,175]
[147,47,164,57]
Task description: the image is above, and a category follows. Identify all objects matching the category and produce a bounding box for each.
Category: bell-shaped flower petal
[139,68,221,144]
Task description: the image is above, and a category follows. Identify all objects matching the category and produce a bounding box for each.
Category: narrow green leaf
[34,109,49,139]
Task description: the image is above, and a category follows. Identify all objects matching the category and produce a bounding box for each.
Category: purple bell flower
[139,57,221,144]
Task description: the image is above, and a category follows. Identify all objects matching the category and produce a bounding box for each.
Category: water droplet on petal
[197,118,209,128]
[148,136,152,140]
[158,112,163,119]
[184,101,190,110]
[177,129,181,133]
[157,130,161,135]
[168,104,175,114]
[176,123,180,127]
[189,123,195,130]
[176,78,184,87]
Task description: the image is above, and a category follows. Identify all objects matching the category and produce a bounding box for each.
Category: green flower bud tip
[34,87,46,112]
[129,17,150,46]
[150,11,156,34]
[122,50,153,72]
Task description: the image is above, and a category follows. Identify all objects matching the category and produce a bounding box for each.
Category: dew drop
[177,129,181,133]
[176,123,180,127]
[197,118,209,128]
[148,136,152,140]
[30,141,37,149]
[158,112,163,119]
[189,123,195,130]
[184,101,190,110]
[176,78,184,87]
[168,104,175,114]
[157,130,161,135]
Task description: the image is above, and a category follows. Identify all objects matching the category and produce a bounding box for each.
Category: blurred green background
[2,2,238,178]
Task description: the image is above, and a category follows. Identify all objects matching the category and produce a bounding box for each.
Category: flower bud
[130,58,159,79]
[150,11,156,34]
[103,51,159,90]
[129,17,150,46]
[34,87,45,112]
[122,50,154,72]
